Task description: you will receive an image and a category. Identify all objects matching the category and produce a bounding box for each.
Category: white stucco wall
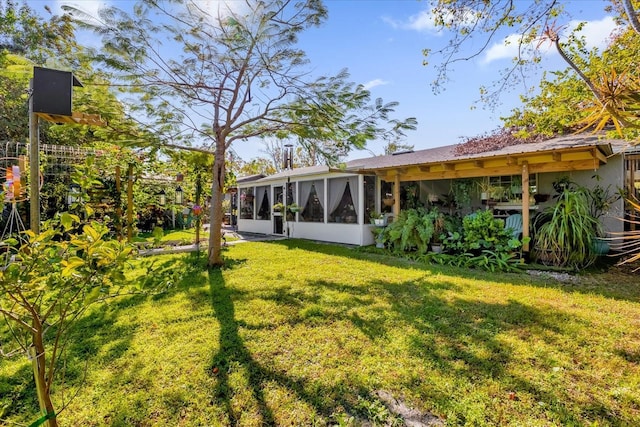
[536,155,624,235]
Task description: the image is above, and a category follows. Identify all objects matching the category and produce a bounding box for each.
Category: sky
[42,0,618,162]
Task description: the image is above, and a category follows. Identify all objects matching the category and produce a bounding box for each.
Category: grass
[134,227,240,245]
[1,240,639,426]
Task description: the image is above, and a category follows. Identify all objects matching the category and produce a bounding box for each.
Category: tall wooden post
[522,162,530,252]
[126,163,134,242]
[195,173,202,248]
[393,173,401,218]
[29,79,40,233]
[115,165,123,241]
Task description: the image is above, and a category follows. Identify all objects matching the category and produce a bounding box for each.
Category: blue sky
[46,0,617,162]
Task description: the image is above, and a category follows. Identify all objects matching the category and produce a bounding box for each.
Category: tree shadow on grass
[313,276,631,425]
[238,268,627,425]
[265,239,640,303]
[206,267,393,425]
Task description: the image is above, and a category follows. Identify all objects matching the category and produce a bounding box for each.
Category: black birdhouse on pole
[32,67,83,117]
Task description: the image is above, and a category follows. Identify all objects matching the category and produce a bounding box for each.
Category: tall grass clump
[533,188,600,269]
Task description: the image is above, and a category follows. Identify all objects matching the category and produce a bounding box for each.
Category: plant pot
[383,198,395,207]
[592,237,610,255]
[289,206,300,213]
[480,192,488,201]
[431,244,442,254]
[373,218,386,226]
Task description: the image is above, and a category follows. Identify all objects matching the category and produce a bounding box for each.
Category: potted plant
[370,211,386,226]
[431,212,446,253]
[477,178,491,201]
[272,202,284,212]
[382,192,395,207]
[371,226,386,248]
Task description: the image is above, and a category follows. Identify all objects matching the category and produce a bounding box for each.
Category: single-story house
[236,134,640,248]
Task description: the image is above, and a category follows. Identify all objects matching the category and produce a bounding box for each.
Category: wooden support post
[195,174,202,248]
[393,173,401,218]
[522,162,530,252]
[126,163,134,242]
[29,79,40,233]
[115,165,122,241]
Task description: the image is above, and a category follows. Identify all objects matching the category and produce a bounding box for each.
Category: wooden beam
[506,156,517,166]
[442,163,454,171]
[552,152,561,161]
[393,173,401,218]
[473,160,484,168]
[592,147,608,164]
[35,111,107,126]
[418,165,431,173]
[521,162,530,252]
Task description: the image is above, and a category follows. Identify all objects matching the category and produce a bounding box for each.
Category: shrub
[533,188,600,269]
[381,208,439,255]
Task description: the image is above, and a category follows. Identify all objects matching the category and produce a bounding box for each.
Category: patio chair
[505,213,523,239]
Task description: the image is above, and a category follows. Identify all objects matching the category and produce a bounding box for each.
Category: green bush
[439,210,523,272]
[381,208,438,255]
[443,210,521,255]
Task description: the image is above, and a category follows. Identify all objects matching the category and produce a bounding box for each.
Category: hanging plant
[451,179,473,209]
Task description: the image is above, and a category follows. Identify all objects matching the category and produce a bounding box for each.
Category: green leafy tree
[424,0,640,139]
[65,0,416,266]
[0,215,135,427]
[0,0,75,63]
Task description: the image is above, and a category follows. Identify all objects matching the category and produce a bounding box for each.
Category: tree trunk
[31,321,58,427]
[207,142,225,266]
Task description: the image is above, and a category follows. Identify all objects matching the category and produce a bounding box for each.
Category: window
[300,180,324,222]
[363,175,376,219]
[489,175,537,201]
[240,188,254,219]
[328,177,358,223]
[256,186,270,220]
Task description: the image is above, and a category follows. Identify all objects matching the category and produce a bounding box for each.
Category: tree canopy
[66,0,417,265]
[424,0,640,142]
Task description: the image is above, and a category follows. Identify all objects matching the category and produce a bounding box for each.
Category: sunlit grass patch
[1,240,639,426]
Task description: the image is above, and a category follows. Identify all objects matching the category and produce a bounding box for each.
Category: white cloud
[55,0,109,23]
[481,16,619,64]
[363,79,390,90]
[567,16,617,50]
[186,1,253,23]
[382,9,437,33]
[383,6,477,34]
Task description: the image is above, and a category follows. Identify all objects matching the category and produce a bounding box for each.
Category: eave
[358,145,610,182]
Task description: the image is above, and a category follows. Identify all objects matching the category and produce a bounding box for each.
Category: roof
[344,134,627,173]
[236,134,631,185]
[252,165,334,183]
[236,174,266,184]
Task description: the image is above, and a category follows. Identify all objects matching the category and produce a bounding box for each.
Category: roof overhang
[350,144,612,182]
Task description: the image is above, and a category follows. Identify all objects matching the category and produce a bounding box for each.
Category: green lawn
[1,240,639,426]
